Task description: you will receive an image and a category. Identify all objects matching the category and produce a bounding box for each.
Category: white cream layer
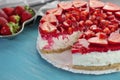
[73,50,120,66]
[39,31,81,50]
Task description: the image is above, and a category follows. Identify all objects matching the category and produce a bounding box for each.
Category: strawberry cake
[38,0,120,72]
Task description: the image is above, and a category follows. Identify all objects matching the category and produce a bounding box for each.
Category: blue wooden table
[0,17,120,80]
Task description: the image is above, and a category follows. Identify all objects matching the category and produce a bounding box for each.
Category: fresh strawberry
[40,22,57,34]
[96,32,107,39]
[108,32,120,44]
[9,15,20,23]
[72,0,87,8]
[0,9,8,19]
[0,17,8,26]
[88,37,108,46]
[46,8,63,16]
[2,7,14,16]
[68,27,73,34]
[14,6,25,16]
[90,25,102,32]
[21,11,32,23]
[85,20,93,27]
[40,14,57,25]
[0,24,12,35]
[84,30,95,39]
[103,27,111,35]
[90,0,105,8]
[115,12,120,17]
[58,2,73,10]
[103,2,120,12]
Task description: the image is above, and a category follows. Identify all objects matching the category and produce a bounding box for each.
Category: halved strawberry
[88,37,108,46]
[2,7,14,16]
[0,9,8,19]
[108,32,120,44]
[40,22,57,34]
[72,0,87,8]
[96,32,107,39]
[40,14,57,25]
[90,0,105,8]
[0,17,8,27]
[58,2,73,10]
[46,8,63,16]
[103,2,120,12]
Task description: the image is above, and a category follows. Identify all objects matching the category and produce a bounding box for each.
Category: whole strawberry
[14,6,25,16]
[0,24,12,35]
[0,17,8,27]
[2,7,14,16]
[0,22,20,35]
[9,15,20,23]
[21,11,32,23]
[0,9,8,19]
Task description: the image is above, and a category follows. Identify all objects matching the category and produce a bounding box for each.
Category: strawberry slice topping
[108,32,120,44]
[90,0,105,8]
[72,0,87,8]
[88,37,108,46]
[46,8,63,16]
[40,14,58,25]
[58,2,73,10]
[40,22,57,34]
[103,2,120,12]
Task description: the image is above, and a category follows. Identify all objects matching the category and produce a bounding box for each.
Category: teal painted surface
[0,18,120,80]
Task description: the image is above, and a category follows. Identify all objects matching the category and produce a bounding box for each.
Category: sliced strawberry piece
[0,17,8,27]
[72,0,87,8]
[40,14,57,25]
[2,7,14,16]
[40,22,57,34]
[85,20,93,27]
[84,30,95,39]
[115,11,120,17]
[103,27,111,35]
[0,9,8,19]
[68,27,73,34]
[90,0,105,8]
[46,8,63,16]
[88,37,108,46]
[108,32,120,44]
[96,32,107,39]
[58,2,73,10]
[72,39,89,54]
[90,25,102,32]
[103,2,120,12]
[56,15,65,23]
[80,11,89,20]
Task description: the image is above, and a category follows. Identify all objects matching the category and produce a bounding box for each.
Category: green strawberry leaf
[24,6,35,16]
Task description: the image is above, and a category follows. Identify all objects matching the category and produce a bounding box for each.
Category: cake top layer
[39,0,120,54]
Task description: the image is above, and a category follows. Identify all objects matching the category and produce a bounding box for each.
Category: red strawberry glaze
[72,39,120,55]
